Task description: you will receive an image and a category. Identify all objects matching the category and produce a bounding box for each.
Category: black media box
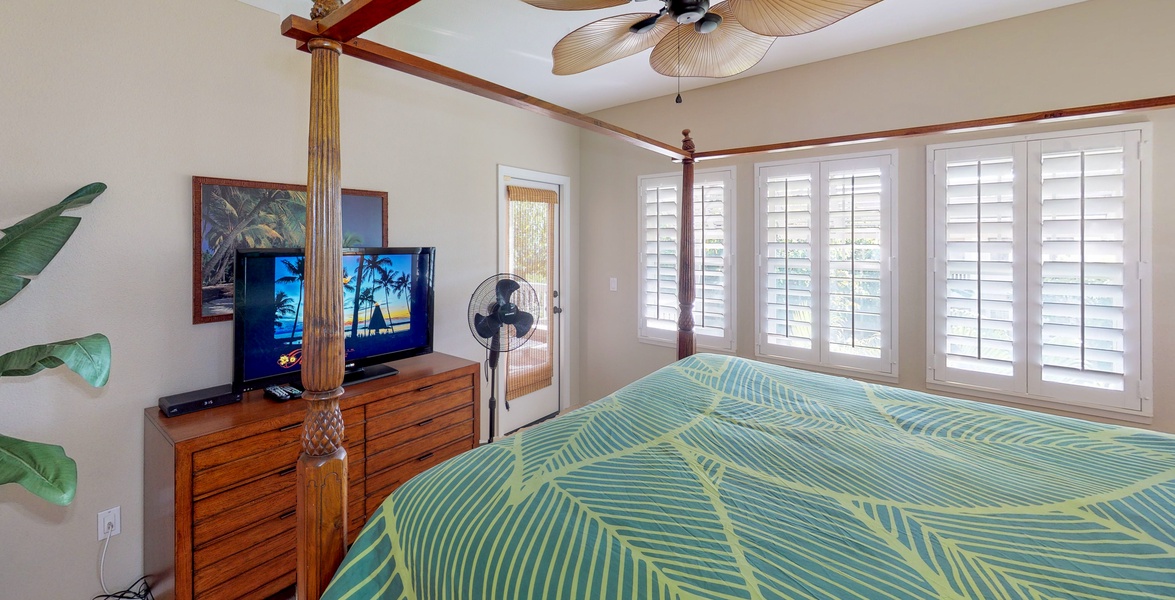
[158,384,242,418]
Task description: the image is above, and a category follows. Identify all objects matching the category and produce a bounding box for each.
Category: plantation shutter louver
[505,185,556,401]
[638,170,734,350]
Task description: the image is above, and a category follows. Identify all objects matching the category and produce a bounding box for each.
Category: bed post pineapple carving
[298,25,348,600]
[677,129,697,360]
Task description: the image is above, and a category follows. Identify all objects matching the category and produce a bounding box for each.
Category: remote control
[265,385,291,402]
[280,384,303,399]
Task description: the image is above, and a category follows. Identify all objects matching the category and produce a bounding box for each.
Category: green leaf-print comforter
[323,354,1175,599]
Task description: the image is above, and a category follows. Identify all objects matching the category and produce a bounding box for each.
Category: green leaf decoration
[0,433,77,506]
[0,334,111,387]
[0,182,107,306]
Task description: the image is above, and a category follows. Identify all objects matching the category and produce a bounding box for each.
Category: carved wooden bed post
[677,129,697,359]
[298,2,348,599]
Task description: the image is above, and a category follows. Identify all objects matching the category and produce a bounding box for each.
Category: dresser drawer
[194,443,363,547]
[367,420,472,475]
[192,408,363,499]
[365,374,473,423]
[193,514,296,597]
[365,436,474,514]
[194,473,296,548]
[367,388,474,442]
[197,547,295,600]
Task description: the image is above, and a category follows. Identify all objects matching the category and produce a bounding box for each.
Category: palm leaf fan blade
[520,0,630,10]
[726,0,883,37]
[553,13,675,75]
[650,3,774,78]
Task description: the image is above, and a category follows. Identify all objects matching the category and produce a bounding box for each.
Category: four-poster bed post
[677,130,697,360]
[297,4,348,598]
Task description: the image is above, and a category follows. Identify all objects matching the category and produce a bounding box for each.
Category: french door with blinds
[928,125,1151,415]
[497,166,567,434]
[755,151,897,377]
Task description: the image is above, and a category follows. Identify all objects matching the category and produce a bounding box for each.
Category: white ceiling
[242,0,1089,113]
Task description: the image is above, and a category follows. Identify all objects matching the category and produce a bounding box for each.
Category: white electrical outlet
[97,506,120,540]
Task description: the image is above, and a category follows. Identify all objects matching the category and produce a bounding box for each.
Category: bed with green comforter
[323,354,1175,599]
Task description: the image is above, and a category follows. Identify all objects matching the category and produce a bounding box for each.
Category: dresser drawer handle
[415,418,434,427]
[280,423,301,432]
[416,383,438,392]
[416,452,434,462]
[279,510,297,520]
[279,467,296,477]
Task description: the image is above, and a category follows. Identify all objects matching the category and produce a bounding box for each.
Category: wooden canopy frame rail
[286,2,1175,596]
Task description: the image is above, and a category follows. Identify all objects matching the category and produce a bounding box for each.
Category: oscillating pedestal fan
[468,274,540,442]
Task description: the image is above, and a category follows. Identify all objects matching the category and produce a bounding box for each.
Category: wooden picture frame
[192,176,388,324]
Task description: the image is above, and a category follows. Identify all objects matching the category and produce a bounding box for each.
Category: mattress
[323,354,1175,599]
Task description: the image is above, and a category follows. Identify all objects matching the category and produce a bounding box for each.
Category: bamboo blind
[506,185,557,401]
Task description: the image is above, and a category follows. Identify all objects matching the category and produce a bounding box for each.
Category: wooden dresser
[143,353,480,600]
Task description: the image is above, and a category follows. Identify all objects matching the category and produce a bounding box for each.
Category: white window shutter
[928,125,1148,416]
[821,156,893,373]
[756,152,897,377]
[930,142,1027,391]
[1030,130,1142,410]
[638,170,735,350]
[758,162,819,362]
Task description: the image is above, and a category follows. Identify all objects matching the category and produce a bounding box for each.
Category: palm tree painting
[194,176,387,324]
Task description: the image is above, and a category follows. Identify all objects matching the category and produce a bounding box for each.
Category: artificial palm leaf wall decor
[0,183,111,506]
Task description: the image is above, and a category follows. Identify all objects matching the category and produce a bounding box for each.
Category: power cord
[93,521,154,600]
[100,521,114,594]
[91,576,153,600]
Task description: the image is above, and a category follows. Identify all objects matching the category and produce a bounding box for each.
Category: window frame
[636,166,737,352]
[754,149,899,380]
[926,123,1153,419]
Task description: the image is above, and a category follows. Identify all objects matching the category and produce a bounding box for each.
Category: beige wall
[0,0,579,597]
[578,0,1175,432]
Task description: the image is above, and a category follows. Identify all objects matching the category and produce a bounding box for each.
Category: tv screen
[233,247,435,392]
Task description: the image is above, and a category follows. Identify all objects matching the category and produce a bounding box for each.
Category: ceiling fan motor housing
[670,0,710,24]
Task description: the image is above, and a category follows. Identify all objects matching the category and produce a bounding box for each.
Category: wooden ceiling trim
[317,0,425,42]
[694,94,1175,160]
[282,16,687,160]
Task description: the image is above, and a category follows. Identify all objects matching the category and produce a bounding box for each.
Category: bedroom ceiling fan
[523,0,884,78]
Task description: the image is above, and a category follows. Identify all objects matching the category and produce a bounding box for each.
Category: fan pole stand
[487,351,500,443]
[487,336,504,443]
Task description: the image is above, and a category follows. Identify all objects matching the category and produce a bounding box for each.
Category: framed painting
[193,176,388,324]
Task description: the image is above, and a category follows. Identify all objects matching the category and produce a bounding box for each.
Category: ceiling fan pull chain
[675,24,683,104]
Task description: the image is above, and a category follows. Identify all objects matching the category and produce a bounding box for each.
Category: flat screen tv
[233,247,435,393]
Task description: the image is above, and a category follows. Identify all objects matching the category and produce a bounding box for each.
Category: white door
[497,166,568,435]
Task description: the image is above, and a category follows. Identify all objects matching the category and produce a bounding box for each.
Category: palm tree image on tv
[276,257,305,342]
[270,252,415,369]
